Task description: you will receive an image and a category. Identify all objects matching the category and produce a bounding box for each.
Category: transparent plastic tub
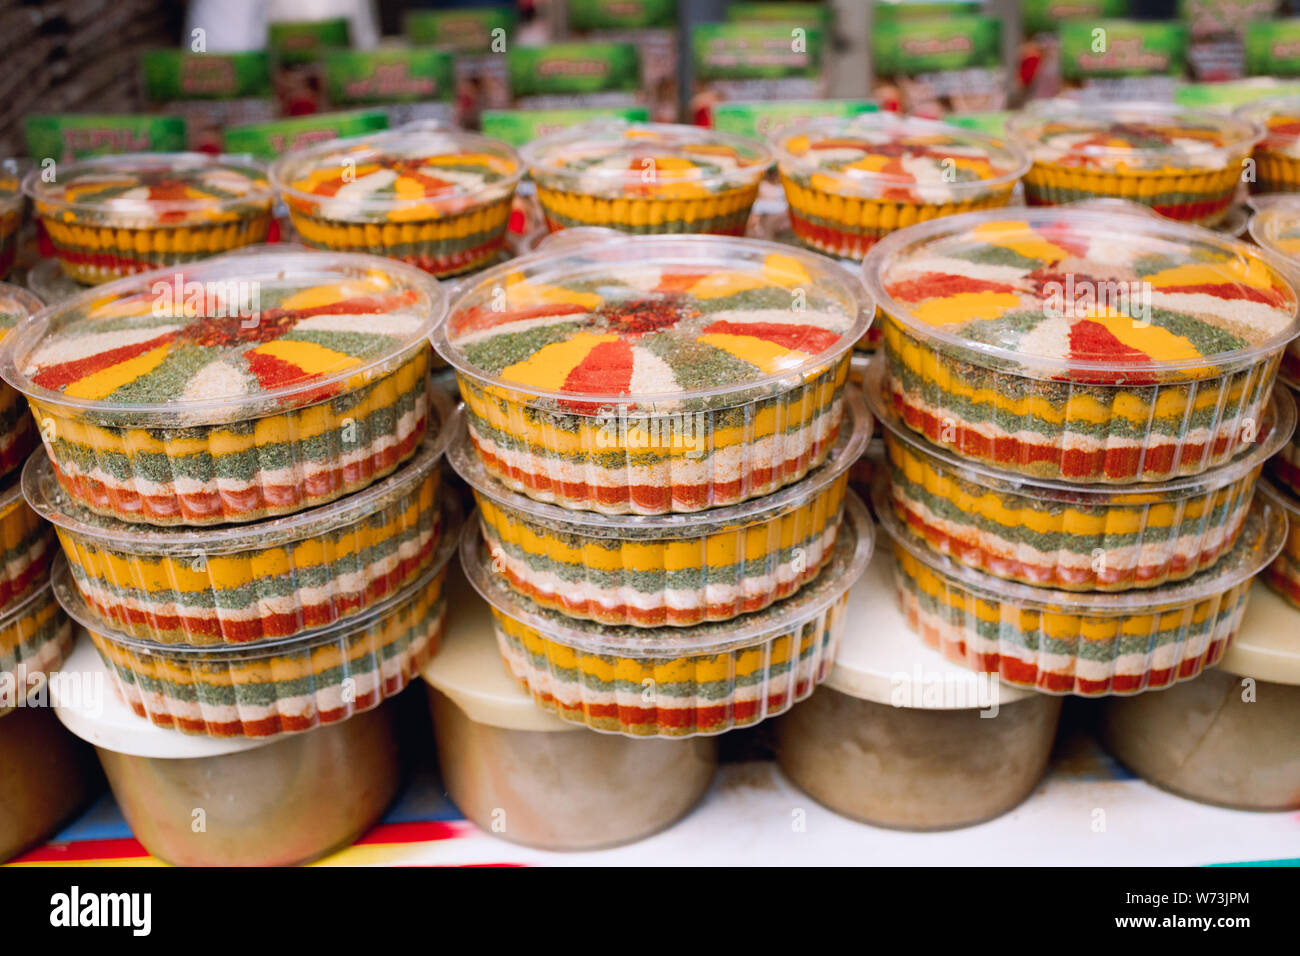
[864,208,1300,483]
[25,258,88,306]
[1268,382,1300,499]
[1007,102,1261,225]
[0,473,54,615]
[874,478,1286,696]
[0,160,24,281]
[772,113,1028,261]
[270,126,524,278]
[51,497,460,738]
[1245,200,1300,386]
[24,153,274,284]
[0,251,444,525]
[1260,479,1300,608]
[0,574,74,702]
[461,492,873,738]
[865,357,1294,591]
[0,283,42,478]
[1236,96,1300,194]
[432,233,871,515]
[520,121,773,236]
[26,390,453,645]
[450,387,870,627]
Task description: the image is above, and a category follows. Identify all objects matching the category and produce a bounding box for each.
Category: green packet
[873,15,1002,76]
[481,106,650,146]
[222,110,389,160]
[724,2,831,29]
[268,17,351,66]
[25,114,187,162]
[324,48,454,104]
[404,7,515,52]
[569,0,674,30]
[874,1,983,25]
[1022,0,1127,39]
[711,100,877,140]
[1180,0,1277,36]
[1059,20,1187,79]
[141,50,271,101]
[508,43,640,98]
[1177,77,1300,106]
[947,110,1014,137]
[1246,19,1300,76]
[691,24,824,80]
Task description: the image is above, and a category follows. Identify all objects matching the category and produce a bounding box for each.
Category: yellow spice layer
[534,184,760,235]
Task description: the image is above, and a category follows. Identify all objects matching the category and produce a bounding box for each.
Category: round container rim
[1,280,45,318]
[460,491,874,656]
[431,233,873,410]
[0,573,55,633]
[861,207,1300,381]
[1235,94,1300,148]
[0,250,448,427]
[1258,475,1300,520]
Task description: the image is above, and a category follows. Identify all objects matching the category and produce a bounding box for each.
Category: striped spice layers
[451,388,869,627]
[1261,481,1300,609]
[867,359,1293,591]
[0,285,43,479]
[0,579,74,703]
[271,128,523,279]
[1237,97,1300,193]
[0,480,54,615]
[1,252,445,525]
[1268,384,1300,499]
[864,211,1300,483]
[462,493,873,738]
[1246,206,1300,386]
[24,154,274,284]
[774,115,1028,261]
[521,122,772,236]
[53,499,461,738]
[27,424,449,645]
[434,236,869,515]
[1007,105,1261,226]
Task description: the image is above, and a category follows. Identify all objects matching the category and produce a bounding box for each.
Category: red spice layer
[0,415,34,478]
[1265,566,1300,606]
[399,235,506,276]
[541,216,746,237]
[470,428,837,512]
[0,557,52,612]
[1023,190,1234,223]
[51,418,424,524]
[788,210,879,257]
[48,233,269,276]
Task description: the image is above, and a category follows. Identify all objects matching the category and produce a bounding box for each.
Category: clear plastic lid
[1007,101,1262,171]
[448,385,871,538]
[23,382,453,554]
[863,356,1295,503]
[0,282,43,341]
[862,208,1300,384]
[51,494,461,658]
[432,234,872,414]
[23,152,273,225]
[1236,95,1300,158]
[0,250,445,427]
[874,478,1286,616]
[461,492,874,658]
[24,259,87,307]
[773,113,1029,203]
[0,158,25,208]
[1248,199,1300,264]
[519,120,774,198]
[270,126,523,223]
[1065,197,1159,217]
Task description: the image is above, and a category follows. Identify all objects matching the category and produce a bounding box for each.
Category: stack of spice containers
[861,208,1298,698]
[1236,96,1300,194]
[0,249,460,864]
[432,233,875,767]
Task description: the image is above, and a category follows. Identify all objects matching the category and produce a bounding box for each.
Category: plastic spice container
[1236,96,1300,194]
[1246,201,1300,385]
[0,283,42,478]
[1007,103,1261,225]
[460,492,873,737]
[270,127,524,278]
[772,113,1028,261]
[1260,479,1300,608]
[433,234,870,515]
[50,497,459,738]
[1,575,74,699]
[449,387,870,628]
[874,479,1286,696]
[1268,382,1300,499]
[24,391,453,644]
[865,357,1294,591]
[422,571,717,850]
[775,543,1060,830]
[52,637,399,865]
[864,208,1300,484]
[0,474,55,614]
[520,121,773,236]
[0,250,444,525]
[1100,578,1300,811]
[0,161,22,281]
[24,153,274,284]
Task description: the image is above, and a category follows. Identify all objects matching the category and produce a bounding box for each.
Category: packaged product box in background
[690,24,827,127]
[1018,0,1128,102]
[268,17,352,116]
[871,14,1005,116]
[1059,19,1188,102]
[711,99,877,140]
[567,0,678,122]
[222,110,390,160]
[323,47,455,127]
[404,7,516,130]
[1246,19,1300,77]
[506,42,642,111]
[947,109,1014,136]
[1176,77,1300,109]
[24,114,188,163]
[480,105,649,146]
[140,50,274,154]
[1181,0,1279,82]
